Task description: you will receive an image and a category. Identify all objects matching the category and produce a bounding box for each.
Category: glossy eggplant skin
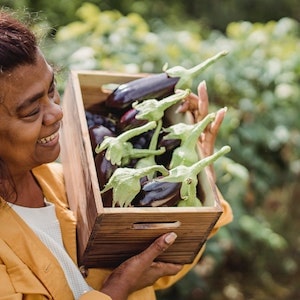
[118,108,148,132]
[105,73,179,110]
[155,132,181,168]
[95,150,118,190]
[89,125,115,155]
[133,180,181,207]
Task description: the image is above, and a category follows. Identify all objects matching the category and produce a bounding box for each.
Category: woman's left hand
[177,81,227,180]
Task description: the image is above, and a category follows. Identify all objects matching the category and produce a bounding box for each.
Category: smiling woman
[0,9,232,300]
[0,43,63,208]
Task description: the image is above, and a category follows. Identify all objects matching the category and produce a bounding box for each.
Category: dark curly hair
[0,10,38,73]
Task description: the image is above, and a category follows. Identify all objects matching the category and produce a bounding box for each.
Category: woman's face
[0,51,63,176]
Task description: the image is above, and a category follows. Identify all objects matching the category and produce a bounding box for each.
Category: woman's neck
[6,171,45,208]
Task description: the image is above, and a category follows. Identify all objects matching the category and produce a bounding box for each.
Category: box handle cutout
[132,221,181,230]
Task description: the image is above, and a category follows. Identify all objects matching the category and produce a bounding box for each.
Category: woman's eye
[48,82,56,98]
[25,107,40,118]
[19,104,41,119]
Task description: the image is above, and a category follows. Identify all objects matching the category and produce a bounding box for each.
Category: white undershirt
[10,200,92,300]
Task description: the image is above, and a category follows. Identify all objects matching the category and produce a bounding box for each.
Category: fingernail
[165,232,177,244]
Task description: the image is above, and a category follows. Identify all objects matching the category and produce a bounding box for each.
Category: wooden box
[60,70,223,268]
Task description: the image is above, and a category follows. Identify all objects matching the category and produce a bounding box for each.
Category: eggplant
[100,188,114,207]
[95,150,118,190]
[118,108,148,132]
[105,51,227,111]
[155,131,181,168]
[133,179,181,207]
[118,88,190,133]
[105,73,179,110]
[89,125,115,155]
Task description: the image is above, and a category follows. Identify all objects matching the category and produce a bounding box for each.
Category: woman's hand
[100,232,182,300]
[177,80,227,180]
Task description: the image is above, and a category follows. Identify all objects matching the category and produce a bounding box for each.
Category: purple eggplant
[118,88,190,133]
[89,125,115,155]
[118,108,148,132]
[105,73,179,110]
[105,51,227,110]
[133,179,181,207]
[155,131,181,168]
[94,150,118,190]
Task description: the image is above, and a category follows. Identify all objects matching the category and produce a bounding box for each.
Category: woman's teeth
[37,132,58,144]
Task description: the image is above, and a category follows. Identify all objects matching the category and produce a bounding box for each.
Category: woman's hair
[0,10,38,73]
[0,10,38,202]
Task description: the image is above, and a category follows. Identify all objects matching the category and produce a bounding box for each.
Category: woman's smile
[37,128,60,145]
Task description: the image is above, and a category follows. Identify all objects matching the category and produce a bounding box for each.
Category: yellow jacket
[0,163,232,300]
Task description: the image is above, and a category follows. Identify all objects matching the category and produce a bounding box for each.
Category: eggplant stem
[126,147,166,160]
[190,146,231,176]
[117,121,157,143]
[169,113,216,168]
[165,50,228,89]
[149,119,162,151]
[134,89,191,122]
[135,119,163,171]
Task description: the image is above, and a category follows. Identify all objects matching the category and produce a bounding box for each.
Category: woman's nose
[42,96,63,126]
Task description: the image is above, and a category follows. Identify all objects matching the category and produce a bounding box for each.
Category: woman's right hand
[100,232,182,300]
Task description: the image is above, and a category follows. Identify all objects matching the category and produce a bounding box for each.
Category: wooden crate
[60,70,223,268]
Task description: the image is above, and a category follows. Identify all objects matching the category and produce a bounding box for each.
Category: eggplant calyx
[133,89,191,122]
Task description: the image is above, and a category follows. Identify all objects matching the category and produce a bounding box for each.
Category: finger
[209,106,227,135]
[175,92,198,113]
[200,107,227,157]
[150,261,183,276]
[140,232,178,264]
[197,81,209,121]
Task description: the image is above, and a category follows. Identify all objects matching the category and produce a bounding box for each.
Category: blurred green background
[2,1,299,299]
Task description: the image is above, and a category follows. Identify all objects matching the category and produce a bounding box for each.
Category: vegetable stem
[135,119,163,174]
[164,50,228,89]
[165,112,216,168]
[133,89,191,122]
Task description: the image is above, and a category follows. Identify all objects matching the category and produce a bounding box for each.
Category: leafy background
[1,1,300,299]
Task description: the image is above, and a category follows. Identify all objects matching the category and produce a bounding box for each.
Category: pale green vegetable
[157,146,231,206]
[101,165,169,207]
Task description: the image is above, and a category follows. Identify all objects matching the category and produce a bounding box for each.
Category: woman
[0,10,232,300]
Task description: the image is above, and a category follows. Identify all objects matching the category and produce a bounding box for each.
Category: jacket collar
[0,202,73,299]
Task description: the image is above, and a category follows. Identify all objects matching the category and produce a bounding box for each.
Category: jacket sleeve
[208,187,233,239]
